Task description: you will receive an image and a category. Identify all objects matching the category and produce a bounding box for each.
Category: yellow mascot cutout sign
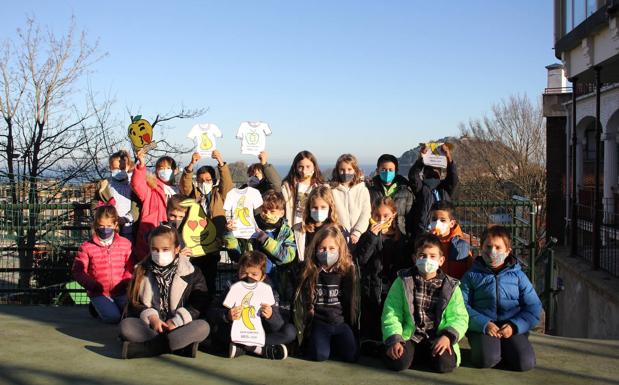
[179,198,219,257]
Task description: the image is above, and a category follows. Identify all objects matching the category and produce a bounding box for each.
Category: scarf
[149,258,179,319]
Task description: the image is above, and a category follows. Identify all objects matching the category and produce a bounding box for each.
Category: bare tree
[458,94,546,236]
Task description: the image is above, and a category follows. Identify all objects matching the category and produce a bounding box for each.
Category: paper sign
[223,187,263,239]
[128,115,155,151]
[236,121,271,156]
[223,281,275,347]
[422,154,447,169]
[188,123,222,157]
[421,142,453,169]
[179,199,219,257]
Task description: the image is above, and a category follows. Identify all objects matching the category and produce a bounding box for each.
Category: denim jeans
[90,295,127,324]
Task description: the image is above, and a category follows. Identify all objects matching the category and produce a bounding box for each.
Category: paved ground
[1,306,618,385]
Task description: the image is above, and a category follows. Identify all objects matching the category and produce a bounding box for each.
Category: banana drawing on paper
[240,291,256,330]
[235,195,252,227]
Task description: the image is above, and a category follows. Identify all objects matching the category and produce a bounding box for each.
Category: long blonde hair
[297,224,354,310]
[127,225,180,308]
[302,185,339,232]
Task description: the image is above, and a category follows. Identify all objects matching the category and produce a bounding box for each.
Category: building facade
[545,0,619,275]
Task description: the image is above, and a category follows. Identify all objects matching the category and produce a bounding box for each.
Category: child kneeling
[460,225,541,371]
[120,225,210,359]
[209,251,295,360]
[382,233,468,373]
[294,225,360,363]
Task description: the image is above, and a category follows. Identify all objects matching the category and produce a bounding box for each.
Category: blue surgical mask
[340,173,355,182]
[157,169,173,182]
[424,178,440,190]
[379,170,396,184]
[247,176,261,187]
[316,250,339,268]
[110,169,128,180]
[95,227,114,241]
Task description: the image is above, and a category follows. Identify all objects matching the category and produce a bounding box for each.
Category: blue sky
[1,1,556,166]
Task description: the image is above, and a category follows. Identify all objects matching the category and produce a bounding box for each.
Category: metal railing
[1,172,540,304]
[570,200,619,277]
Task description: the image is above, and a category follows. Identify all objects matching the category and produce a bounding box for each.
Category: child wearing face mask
[281,150,325,227]
[245,151,282,194]
[207,251,296,360]
[293,185,345,262]
[294,225,360,362]
[72,205,133,324]
[330,154,371,245]
[460,225,541,372]
[382,233,468,373]
[120,225,210,359]
[354,197,410,343]
[223,190,297,313]
[408,144,459,238]
[179,150,233,298]
[92,150,140,242]
[366,154,414,238]
[131,148,180,261]
[427,201,471,279]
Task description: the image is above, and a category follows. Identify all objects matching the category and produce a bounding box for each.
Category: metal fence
[571,200,619,278]
[453,197,538,286]
[1,173,539,305]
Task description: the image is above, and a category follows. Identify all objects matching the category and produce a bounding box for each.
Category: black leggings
[383,339,457,373]
[191,252,220,301]
[467,331,535,371]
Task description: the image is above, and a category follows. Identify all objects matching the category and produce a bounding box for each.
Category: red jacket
[131,163,171,261]
[72,233,133,297]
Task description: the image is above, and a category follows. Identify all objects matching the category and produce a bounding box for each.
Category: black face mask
[241,276,258,284]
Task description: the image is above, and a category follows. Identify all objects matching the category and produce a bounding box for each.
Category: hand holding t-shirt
[236,121,271,156]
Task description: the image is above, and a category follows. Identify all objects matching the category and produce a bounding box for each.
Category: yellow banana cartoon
[235,196,252,226]
[240,291,256,330]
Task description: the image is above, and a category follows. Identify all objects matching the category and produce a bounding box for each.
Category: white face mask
[310,208,329,223]
[199,181,213,195]
[157,169,173,182]
[428,220,450,236]
[151,251,175,267]
[483,250,509,267]
[416,257,440,274]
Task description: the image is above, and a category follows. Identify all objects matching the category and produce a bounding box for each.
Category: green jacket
[381,268,469,366]
[223,220,296,265]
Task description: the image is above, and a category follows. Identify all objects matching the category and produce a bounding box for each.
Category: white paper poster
[188,123,222,157]
[236,121,271,156]
[223,187,263,239]
[223,281,275,347]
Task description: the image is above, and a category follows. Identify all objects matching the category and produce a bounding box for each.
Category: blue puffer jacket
[460,256,541,334]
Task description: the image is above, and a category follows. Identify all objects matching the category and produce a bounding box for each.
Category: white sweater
[331,182,371,238]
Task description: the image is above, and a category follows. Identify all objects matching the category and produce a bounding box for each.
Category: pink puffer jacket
[72,233,133,298]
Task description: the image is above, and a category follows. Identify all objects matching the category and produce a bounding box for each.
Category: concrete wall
[554,247,619,339]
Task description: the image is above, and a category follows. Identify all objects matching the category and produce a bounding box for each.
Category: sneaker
[229,343,245,359]
[174,342,199,358]
[263,344,288,360]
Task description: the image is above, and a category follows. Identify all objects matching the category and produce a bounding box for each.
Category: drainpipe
[593,66,602,270]
[570,77,578,257]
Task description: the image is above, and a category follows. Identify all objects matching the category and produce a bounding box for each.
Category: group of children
[71,146,542,373]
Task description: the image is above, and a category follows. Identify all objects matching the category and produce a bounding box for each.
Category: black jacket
[354,230,411,305]
[408,158,459,238]
[126,256,209,324]
[366,174,414,237]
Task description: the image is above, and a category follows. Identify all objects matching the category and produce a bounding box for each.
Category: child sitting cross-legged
[208,251,295,360]
[381,233,468,373]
